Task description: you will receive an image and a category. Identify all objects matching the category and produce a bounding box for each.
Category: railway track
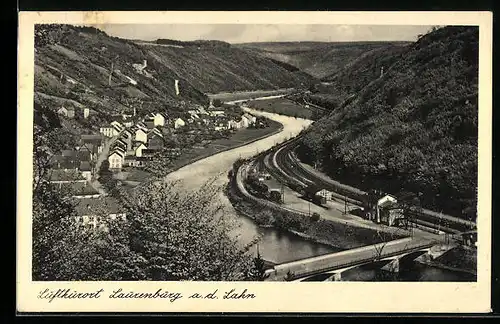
[258,135,476,235]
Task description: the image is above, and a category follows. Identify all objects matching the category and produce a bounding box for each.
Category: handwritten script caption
[38,288,256,303]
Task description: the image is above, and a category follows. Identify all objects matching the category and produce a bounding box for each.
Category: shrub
[311,212,321,222]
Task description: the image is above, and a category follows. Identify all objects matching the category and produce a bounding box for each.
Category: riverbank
[207,88,295,102]
[225,160,406,252]
[415,245,477,276]
[121,118,283,186]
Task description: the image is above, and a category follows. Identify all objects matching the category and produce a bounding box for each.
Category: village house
[79,161,93,181]
[124,156,146,167]
[174,117,186,129]
[73,196,127,230]
[137,121,148,130]
[122,116,134,128]
[49,169,87,186]
[78,135,104,160]
[50,155,79,171]
[111,121,124,134]
[133,142,148,157]
[134,128,148,143]
[228,118,244,130]
[147,128,164,150]
[241,113,256,127]
[99,125,117,138]
[140,149,156,159]
[145,112,166,127]
[108,150,124,170]
[57,106,75,119]
[316,189,334,201]
[373,194,405,226]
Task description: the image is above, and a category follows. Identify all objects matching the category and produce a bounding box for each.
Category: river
[164,105,474,281]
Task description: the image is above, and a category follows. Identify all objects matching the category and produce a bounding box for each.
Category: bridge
[264,236,445,281]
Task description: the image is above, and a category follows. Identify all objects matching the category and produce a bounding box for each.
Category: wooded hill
[296,26,479,219]
[235,41,410,79]
[142,40,315,94]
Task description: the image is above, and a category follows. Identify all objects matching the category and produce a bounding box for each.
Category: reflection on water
[318,261,477,282]
[234,213,339,264]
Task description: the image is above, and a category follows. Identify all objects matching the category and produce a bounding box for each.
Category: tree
[119,178,259,281]
[247,246,270,281]
[213,99,223,107]
[311,212,321,222]
[98,160,117,191]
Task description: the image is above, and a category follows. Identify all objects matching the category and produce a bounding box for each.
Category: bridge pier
[381,258,400,273]
[324,272,342,281]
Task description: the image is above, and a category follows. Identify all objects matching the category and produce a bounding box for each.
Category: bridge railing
[267,240,436,281]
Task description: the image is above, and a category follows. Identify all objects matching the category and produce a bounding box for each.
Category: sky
[94,24,435,43]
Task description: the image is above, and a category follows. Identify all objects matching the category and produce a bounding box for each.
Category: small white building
[174,118,186,129]
[108,151,124,170]
[83,107,90,119]
[152,113,166,127]
[100,126,117,138]
[134,143,147,157]
[134,128,148,143]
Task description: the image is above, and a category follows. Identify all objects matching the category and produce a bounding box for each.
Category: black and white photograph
[17,11,492,313]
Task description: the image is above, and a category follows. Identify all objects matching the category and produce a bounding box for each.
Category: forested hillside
[236,41,409,79]
[143,40,314,93]
[35,25,209,114]
[296,26,479,219]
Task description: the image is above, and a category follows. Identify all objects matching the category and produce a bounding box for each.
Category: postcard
[17,11,492,313]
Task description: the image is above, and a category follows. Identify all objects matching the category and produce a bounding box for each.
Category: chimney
[380,66,384,78]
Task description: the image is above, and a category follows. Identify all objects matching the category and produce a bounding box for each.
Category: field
[168,119,283,172]
[246,98,314,120]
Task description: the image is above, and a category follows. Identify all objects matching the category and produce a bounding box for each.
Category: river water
[165,108,474,281]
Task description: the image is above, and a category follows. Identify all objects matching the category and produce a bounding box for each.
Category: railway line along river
[164,102,475,281]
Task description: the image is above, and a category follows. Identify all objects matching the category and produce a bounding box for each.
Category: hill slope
[34,24,316,128]
[235,41,410,79]
[296,26,479,219]
[142,39,315,93]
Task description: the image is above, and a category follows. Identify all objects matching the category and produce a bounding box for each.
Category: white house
[108,151,124,170]
[174,118,186,129]
[376,194,399,224]
[111,121,124,133]
[135,128,148,143]
[229,119,243,130]
[83,107,90,119]
[134,143,147,157]
[151,113,166,127]
[243,113,256,124]
[100,126,116,138]
[316,189,334,201]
